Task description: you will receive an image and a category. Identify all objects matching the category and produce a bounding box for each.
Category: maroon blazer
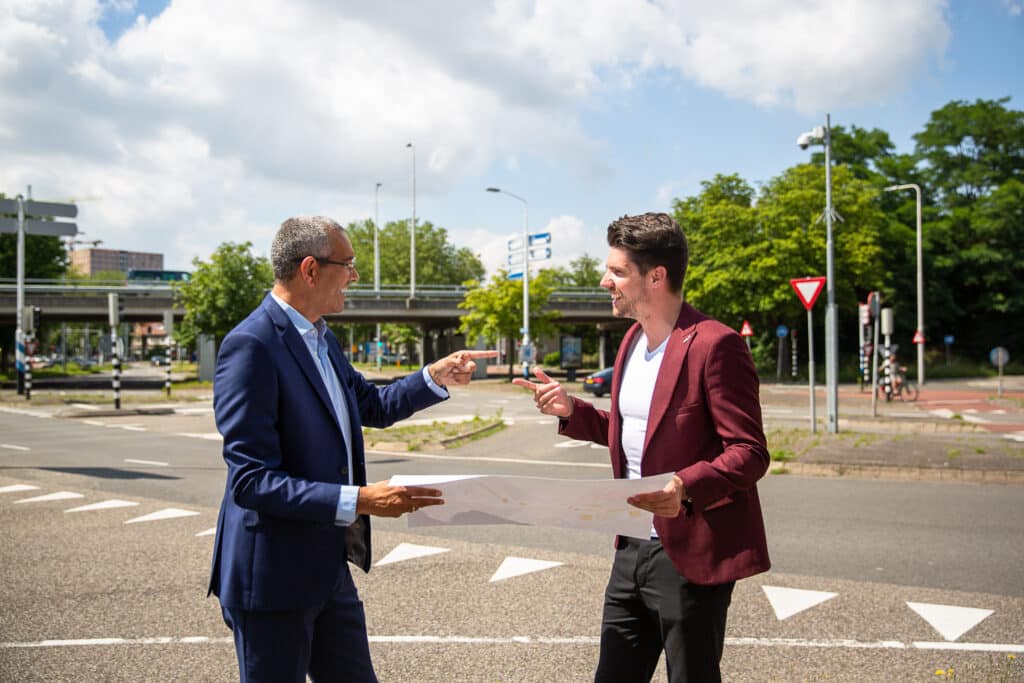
[560,303,770,585]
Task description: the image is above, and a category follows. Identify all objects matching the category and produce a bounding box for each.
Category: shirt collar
[270,292,325,340]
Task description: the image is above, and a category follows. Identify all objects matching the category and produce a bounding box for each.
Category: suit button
[339,466,349,478]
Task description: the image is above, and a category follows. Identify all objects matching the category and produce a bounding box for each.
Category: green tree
[547,254,604,288]
[810,124,896,182]
[458,269,560,379]
[344,219,485,287]
[173,242,273,350]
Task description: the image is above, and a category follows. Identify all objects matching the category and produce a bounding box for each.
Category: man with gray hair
[209,215,496,682]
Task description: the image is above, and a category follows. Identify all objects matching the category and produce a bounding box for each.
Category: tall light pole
[374,181,383,372]
[486,187,530,379]
[884,183,925,387]
[797,114,840,433]
[406,142,416,298]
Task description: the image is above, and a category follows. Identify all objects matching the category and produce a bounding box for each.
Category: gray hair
[271,215,345,281]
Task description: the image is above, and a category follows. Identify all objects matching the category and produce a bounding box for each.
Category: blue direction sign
[776,324,789,338]
[529,232,551,245]
[944,335,955,345]
[990,346,1010,367]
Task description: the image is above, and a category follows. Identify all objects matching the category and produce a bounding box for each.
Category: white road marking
[762,586,838,621]
[0,635,1019,653]
[65,500,139,513]
[14,491,84,504]
[375,542,450,567]
[120,425,147,432]
[0,484,39,494]
[174,407,214,415]
[0,406,51,418]
[176,432,223,441]
[124,508,200,524]
[195,528,216,537]
[367,449,608,469]
[929,409,955,419]
[124,458,169,467]
[490,556,563,582]
[907,602,994,642]
[83,420,106,427]
[992,409,1007,415]
[590,443,606,450]
[1004,432,1024,443]
[69,403,100,411]
[961,414,992,425]
[1,443,30,451]
[554,440,589,449]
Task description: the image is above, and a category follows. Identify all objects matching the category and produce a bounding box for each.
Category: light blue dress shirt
[270,293,446,525]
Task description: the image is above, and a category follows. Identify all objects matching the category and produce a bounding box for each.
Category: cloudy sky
[1,0,1022,276]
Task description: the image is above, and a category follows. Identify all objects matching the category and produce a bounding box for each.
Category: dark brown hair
[606,212,688,292]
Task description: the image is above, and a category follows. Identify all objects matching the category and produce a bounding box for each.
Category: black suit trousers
[595,537,734,683]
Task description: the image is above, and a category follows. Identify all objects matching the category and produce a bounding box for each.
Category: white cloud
[1002,0,1023,16]
[0,0,951,270]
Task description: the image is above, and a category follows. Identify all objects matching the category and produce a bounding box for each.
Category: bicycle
[878,364,919,402]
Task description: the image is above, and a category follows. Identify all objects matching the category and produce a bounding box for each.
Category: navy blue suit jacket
[208,294,444,611]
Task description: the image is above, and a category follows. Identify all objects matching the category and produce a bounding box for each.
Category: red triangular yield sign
[790,277,826,311]
[740,320,753,337]
[913,330,925,344]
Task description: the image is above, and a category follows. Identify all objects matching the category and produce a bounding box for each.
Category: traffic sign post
[991,347,1010,398]
[790,277,827,433]
[740,320,753,350]
[944,334,955,366]
[775,324,789,381]
[1,195,78,399]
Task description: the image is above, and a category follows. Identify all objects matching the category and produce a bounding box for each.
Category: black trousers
[594,537,734,683]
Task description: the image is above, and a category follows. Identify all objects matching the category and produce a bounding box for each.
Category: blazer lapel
[642,306,701,455]
[263,297,341,436]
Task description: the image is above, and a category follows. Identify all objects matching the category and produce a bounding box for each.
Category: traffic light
[31,306,41,331]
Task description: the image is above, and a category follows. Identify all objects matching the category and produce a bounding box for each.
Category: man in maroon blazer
[514,212,770,682]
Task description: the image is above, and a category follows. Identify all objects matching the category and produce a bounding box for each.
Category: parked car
[582,367,614,397]
[150,355,170,366]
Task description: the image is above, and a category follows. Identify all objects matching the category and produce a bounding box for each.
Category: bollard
[165,362,172,397]
[25,365,32,401]
[112,354,121,410]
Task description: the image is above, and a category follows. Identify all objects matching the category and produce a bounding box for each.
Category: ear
[650,265,667,288]
[298,256,317,286]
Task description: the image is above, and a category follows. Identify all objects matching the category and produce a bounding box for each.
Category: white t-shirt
[619,331,668,538]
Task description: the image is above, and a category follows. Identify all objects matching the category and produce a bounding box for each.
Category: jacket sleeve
[557,395,611,446]
[677,332,770,509]
[214,330,340,524]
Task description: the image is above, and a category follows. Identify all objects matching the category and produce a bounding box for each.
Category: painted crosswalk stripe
[490,557,563,582]
[907,602,994,642]
[762,586,838,621]
[65,500,139,513]
[0,484,39,494]
[124,508,200,524]
[1,444,30,451]
[376,542,450,566]
[15,491,84,504]
[124,459,169,467]
[195,528,216,537]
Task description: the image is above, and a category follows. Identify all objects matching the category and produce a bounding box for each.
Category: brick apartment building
[70,248,163,276]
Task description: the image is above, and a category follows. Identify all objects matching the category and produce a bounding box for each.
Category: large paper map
[388,473,675,538]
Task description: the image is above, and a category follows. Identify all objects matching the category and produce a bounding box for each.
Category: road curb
[56,407,176,418]
[778,461,1024,485]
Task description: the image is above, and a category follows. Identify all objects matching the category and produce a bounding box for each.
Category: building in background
[70,248,163,276]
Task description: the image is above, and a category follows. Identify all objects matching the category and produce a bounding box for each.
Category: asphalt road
[1,386,1022,682]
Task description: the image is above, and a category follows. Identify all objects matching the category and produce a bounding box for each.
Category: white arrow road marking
[489,556,563,582]
[124,508,200,524]
[1,444,30,451]
[762,586,838,621]
[124,459,169,467]
[65,500,139,513]
[0,484,39,494]
[554,440,589,449]
[375,543,450,567]
[195,528,217,537]
[907,602,994,642]
[15,491,84,504]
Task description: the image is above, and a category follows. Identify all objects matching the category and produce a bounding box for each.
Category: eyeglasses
[311,256,357,271]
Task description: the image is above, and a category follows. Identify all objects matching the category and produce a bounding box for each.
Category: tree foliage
[458,269,560,377]
[344,219,485,287]
[173,242,273,349]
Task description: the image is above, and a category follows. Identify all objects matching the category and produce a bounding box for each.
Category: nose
[349,265,359,282]
[600,272,613,290]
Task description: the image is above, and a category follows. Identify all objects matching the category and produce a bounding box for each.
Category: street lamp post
[883,183,925,387]
[374,181,383,372]
[486,187,530,379]
[797,114,840,433]
[406,143,416,298]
